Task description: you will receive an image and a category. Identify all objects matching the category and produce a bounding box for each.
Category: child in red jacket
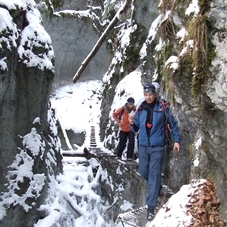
[113,97,136,161]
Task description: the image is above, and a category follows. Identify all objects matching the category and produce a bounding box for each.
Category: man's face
[144,92,157,103]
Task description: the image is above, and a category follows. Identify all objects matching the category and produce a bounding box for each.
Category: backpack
[161,99,174,147]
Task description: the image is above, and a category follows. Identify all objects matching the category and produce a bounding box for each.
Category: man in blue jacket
[129,82,180,221]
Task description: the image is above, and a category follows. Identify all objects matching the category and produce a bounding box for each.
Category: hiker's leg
[146,146,164,209]
[126,131,135,159]
[138,146,149,181]
[117,131,127,157]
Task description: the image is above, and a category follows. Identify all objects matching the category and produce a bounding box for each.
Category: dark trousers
[138,145,164,209]
[117,131,135,159]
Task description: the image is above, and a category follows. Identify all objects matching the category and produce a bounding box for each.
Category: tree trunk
[72,0,132,83]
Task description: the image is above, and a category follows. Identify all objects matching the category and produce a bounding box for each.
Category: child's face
[127,103,134,109]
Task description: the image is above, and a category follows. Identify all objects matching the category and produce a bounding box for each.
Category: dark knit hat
[127,97,135,104]
[143,84,156,94]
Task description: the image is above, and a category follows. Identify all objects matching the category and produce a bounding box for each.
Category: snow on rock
[0,148,46,219]
[0,0,54,72]
[34,157,117,227]
[17,6,54,72]
[148,179,225,227]
[165,56,179,73]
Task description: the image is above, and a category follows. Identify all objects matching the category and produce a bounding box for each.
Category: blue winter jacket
[131,97,180,146]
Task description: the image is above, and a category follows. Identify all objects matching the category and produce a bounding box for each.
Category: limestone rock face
[98,0,227,222]
[38,0,112,90]
[0,2,62,227]
[208,1,227,110]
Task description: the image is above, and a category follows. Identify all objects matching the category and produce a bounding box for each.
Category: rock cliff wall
[98,0,227,221]
[0,2,62,226]
[37,0,112,90]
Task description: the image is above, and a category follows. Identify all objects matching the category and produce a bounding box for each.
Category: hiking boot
[147,208,154,221]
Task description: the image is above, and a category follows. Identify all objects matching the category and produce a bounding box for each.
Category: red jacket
[113,104,136,132]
